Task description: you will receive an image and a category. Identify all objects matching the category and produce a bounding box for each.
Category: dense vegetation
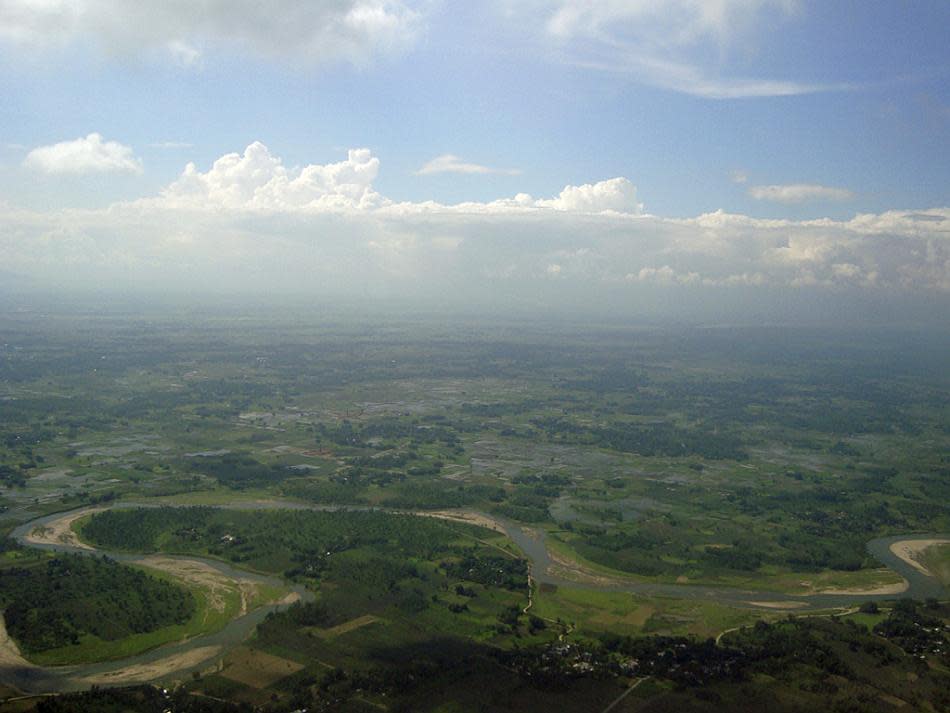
[81,507,517,580]
[0,554,194,654]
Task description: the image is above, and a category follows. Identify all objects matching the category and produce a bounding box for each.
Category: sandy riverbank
[546,545,628,588]
[0,614,33,669]
[815,579,909,596]
[414,509,507,534]
[889,538,950,577]
[76,645,223,685]
[23,508,102,550]
[137,556,264,617]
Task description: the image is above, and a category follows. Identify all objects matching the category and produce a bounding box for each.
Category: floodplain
[0,307,948,712]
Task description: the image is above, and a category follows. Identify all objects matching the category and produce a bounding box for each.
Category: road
[599,676,651,713]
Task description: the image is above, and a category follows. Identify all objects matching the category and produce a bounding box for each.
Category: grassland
[531,586,774,640]
[922,543,950,588]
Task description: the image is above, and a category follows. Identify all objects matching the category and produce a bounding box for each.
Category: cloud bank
[2,143,948,307]
[0,0,421,67]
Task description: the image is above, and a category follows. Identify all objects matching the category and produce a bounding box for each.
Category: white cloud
[544,0,799,45]
[415,154,521,176]
[748,183,855,203]
[2,143,948,300]
[23,133,143,175]
[536,177,642,214]
[0,1,422,67]
[572,54,840,99]
[629,265,701,285]
[167,39,201,67]
[158,142,383,212]
[505,0,847,98]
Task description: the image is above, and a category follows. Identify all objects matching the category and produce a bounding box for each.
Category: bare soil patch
[219,647,303,689]
[308,615,383,640]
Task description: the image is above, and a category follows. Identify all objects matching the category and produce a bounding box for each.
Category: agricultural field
[0,306,948,711]
[922,543,950,588]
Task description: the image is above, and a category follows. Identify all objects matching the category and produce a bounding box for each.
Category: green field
[922,543,950,588]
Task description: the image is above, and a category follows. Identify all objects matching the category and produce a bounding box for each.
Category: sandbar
[889,538,950,578]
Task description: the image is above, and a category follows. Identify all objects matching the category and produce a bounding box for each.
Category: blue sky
[0,1,948,314]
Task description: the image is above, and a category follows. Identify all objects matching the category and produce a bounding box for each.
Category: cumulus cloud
[1,143,948,302]
[0,0,422,67]
[536,177,642,214]
[748,183,855,203]
[24,133,143,175]
[158,142,384,212]
[415,155,521,176]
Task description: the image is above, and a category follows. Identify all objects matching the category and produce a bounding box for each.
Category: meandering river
[2,502,947,693]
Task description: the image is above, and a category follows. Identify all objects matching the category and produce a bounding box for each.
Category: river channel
[2,502,947,693]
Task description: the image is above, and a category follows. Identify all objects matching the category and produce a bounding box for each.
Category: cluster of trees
[0,554,194,653]
[440,552,527,591]
[82,507,492,577]
[590,423,747,460]
[527,417,747,461]
[187,452,292,489]
[874,599,949,661]
[0,463,27,487]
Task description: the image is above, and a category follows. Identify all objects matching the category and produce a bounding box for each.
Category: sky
[0,1,948,320]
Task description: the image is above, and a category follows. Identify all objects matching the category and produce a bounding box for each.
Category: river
[2,502,947,693]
